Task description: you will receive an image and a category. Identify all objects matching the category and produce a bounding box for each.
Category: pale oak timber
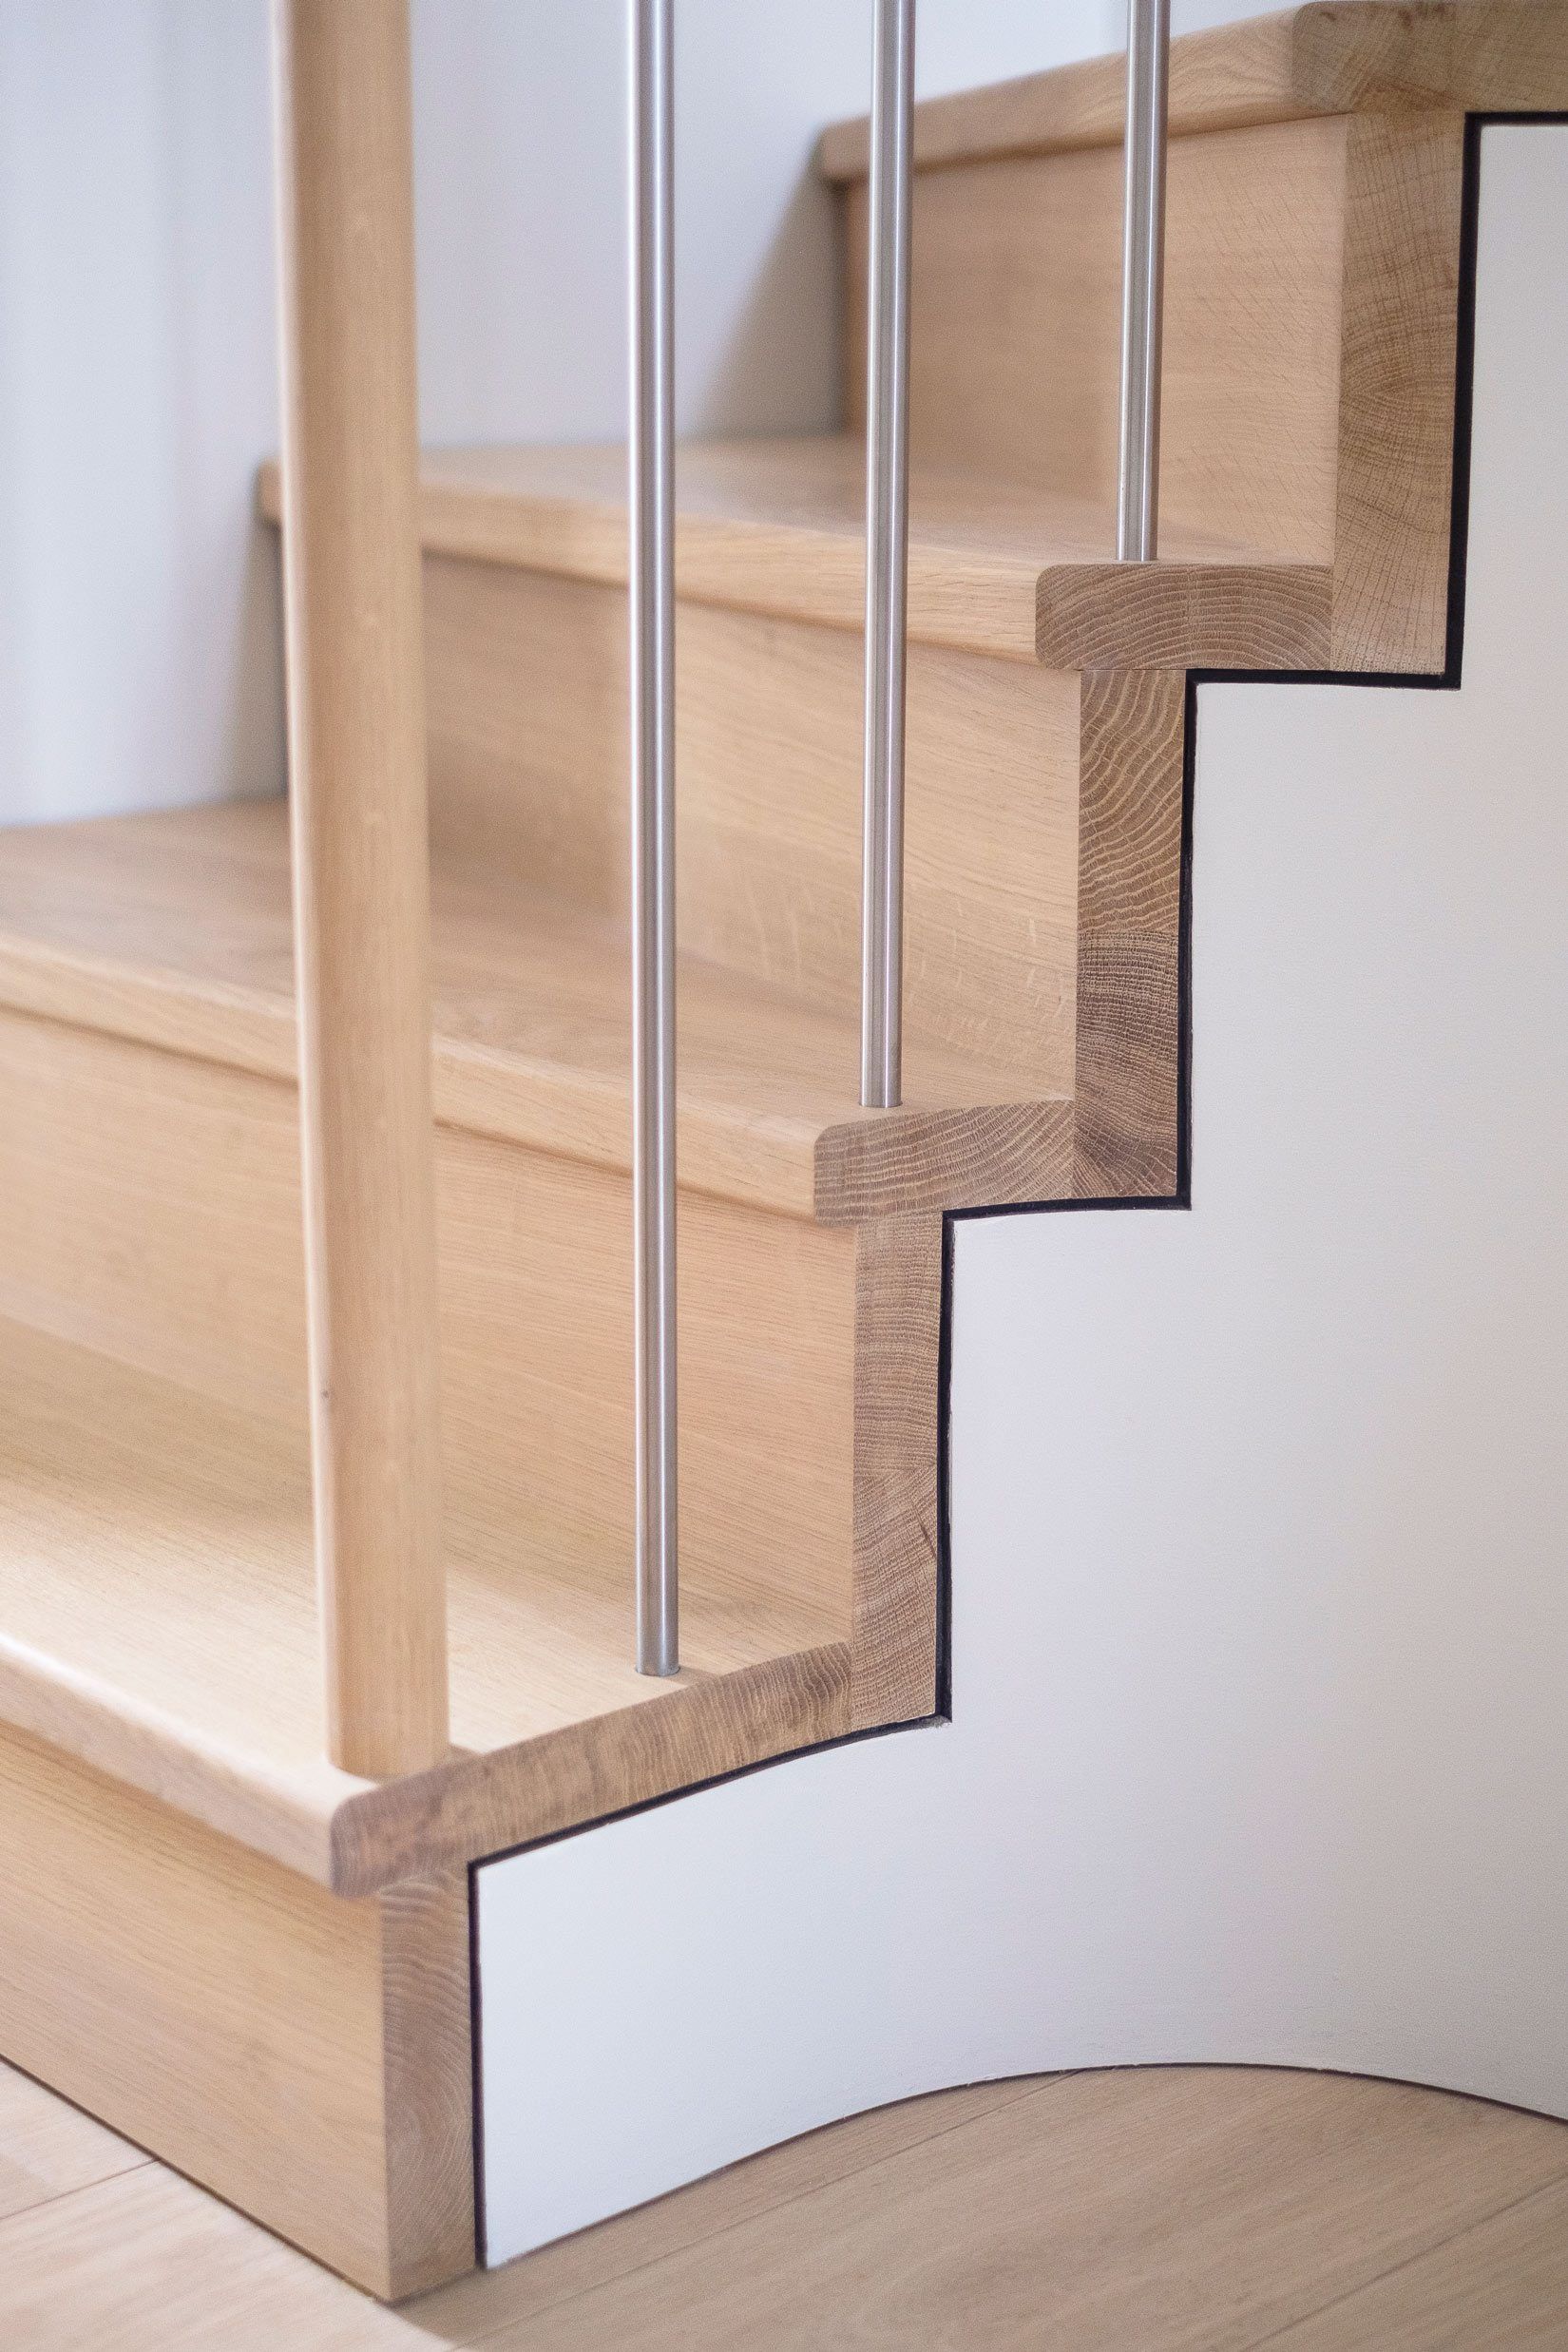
[1038,560,1330,671]
[8,2068,1568,2349]
[465,2071,1568,2351]
[0,2080,1049,2350]
[421,2079,1058,2342]
[819,12,1321,176]
[1271,2172,1568,2350]
[0,801,1072,1226]
[816,1100,1074,1226]
[272,0,447,1777]
[817,1,1568,179]
[850,1215,944,1731]
[0,1008,857,1667]
[671,602,1079,1080]
[0,2061,144,2224]
[0,1317,847,1897]
[842,118,1348,560]
[1330,105,1466,674]
[1075,671,1187,1199]
[258,439,1330,668]
[418,558,1080,1103]
[1295,0,1568,120]
[0,1721,473,2299]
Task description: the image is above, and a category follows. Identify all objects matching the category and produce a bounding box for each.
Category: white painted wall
[0,0,1252,825]
[475,126,1568,2266]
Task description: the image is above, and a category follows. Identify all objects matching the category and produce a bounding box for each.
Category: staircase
[0,0,1564,2305]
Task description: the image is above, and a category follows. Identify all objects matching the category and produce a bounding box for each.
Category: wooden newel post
[271,0,449,1778]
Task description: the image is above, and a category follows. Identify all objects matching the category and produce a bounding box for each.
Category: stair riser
[0,1720,473,2301]
[842,114,1349,560]
[0,1008,855,1628]
[426,555,1080,1100]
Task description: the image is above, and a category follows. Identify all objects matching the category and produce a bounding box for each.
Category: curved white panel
[477,126,1568,2266]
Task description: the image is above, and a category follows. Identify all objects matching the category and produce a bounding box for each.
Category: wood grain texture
[0,2062,144,2224]
[1294,0,1568,119]
[673,609,1079,1087]
[0,1011,859,1626]
[1330,105,1466,674]
[819,1,1568,179]
[0,2169,428,2352]
[1269,2170,1568,2350]
[820,11,1314,177]
[9,2066,1568,2347]
[850,1216,944,1732]
[272,0,447,1776]
[260,435,1339,663]
[0,785,1068,1226]
[260,434,1353,667]
[332,1645,850,1897]
[0,2084,1044,2350]
[842,118,1348,560]
[816,1100,1073,1226]
[1075,671,1187,1200]
[463,2069,1568,2351]
[1038,560,1330,671]
[379,1873,475,2293]
[0,1720,473,2300]
[0,1302,849,1895]
[419,2078,1051,2340]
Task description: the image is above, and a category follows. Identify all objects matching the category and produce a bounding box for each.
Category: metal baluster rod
[860,0,916,1112]
[629,0,679,1675]
[1117,0,1171,564]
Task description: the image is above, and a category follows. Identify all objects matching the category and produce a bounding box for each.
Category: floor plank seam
[0,2164,154,2237]
[435,2075,1065,2341]
[1233,2165,1568,2350]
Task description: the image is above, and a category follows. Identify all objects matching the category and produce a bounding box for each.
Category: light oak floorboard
[467,2069,1568,2352]
[0,2167,423,2352]
[6,2067,1568,2348]
[0,2078,1043,2352]
[417,2075,1052,2342]
[1258,2173,1568,2350]
[0,2060,144,2225]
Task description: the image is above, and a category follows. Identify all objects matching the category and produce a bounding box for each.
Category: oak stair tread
[258,432,1331,667]
[0,1313,846,1897]
[817,0,1568,181]
[0,797,1037,1224]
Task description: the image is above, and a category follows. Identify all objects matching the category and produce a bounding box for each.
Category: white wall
[0,0,1250,825]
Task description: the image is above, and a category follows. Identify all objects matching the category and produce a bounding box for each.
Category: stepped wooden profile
[2,0,1565,2304]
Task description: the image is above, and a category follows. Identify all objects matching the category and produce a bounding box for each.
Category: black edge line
[467,1856,488,2267]
[470,1709,954,1876]
[934,1209,956,1721]
[467,113,1553,1891]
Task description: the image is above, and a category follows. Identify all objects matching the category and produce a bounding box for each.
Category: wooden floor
[6,2059,1568,2347]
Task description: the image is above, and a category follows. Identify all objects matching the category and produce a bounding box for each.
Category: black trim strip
[466,1859,488,2268]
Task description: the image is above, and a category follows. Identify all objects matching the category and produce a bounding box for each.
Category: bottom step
[0,1318,849,1892]
[0,1714,474,2299]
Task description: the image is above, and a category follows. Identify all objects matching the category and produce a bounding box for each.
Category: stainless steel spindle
[629,0,679,1675]
[1117,0,1171,563]
[860,0,916,1111]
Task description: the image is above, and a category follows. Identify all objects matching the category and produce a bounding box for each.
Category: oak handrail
[271,0,449,1777]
